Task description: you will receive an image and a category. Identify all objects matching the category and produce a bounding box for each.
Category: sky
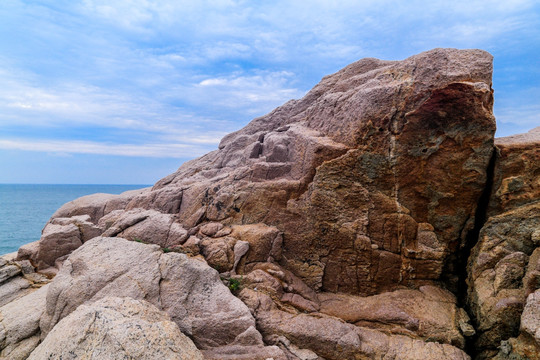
[0,0,538,185]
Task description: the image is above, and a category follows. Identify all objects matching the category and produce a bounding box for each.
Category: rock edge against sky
[1,48,539,360]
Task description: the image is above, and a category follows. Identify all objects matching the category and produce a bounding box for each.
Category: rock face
[4,48,538,359]
[35,48,496,297]
[29,296,204,360]
[128,48,495,296]
[467,127,540,359]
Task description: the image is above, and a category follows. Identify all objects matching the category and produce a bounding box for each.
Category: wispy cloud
[0,0,538,183]
[0,138,213,158]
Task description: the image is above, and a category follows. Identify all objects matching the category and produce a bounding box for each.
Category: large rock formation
[37,48,496,295]
[467,126,540,359]
[2,48,538,359]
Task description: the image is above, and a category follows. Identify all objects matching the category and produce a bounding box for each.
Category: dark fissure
[456,146,498,356]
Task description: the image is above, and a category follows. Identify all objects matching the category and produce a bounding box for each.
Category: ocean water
[0,184,149,255]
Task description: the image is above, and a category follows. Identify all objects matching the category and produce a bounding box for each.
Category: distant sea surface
[0,184,149,255]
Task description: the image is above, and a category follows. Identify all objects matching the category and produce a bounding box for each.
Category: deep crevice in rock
[455,146,498,357]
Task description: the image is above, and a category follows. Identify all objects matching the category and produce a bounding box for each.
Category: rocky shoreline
[1,48,539,359]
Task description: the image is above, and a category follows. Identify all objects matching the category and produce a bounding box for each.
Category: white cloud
[0,138,212,158]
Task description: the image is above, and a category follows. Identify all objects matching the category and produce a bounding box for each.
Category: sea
[0,184,149,256]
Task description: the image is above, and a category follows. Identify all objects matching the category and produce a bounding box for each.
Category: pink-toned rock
[29,297,204,360]
[319,286,470,347]
[100,209,189,248]
[51,188,150,223]
[107,49,496,297]
[40,237,262,351]
[238,288,470,360]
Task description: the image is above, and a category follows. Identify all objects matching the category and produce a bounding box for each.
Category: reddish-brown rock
[467,127,540,358]
[8,49,514,360]
[106,48,496,296]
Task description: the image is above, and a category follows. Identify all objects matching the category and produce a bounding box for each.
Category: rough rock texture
[121,48,495,296]
[488,126,540,216]
[492,290,540,360]
[0,284,49,359]
[39,48,496,297]
[39,237,279,356]
[238,286,470,360]
[0,258,49,308]
[521,290,540,344]
[467,127,540,358]
[319,285,471,348]
[28,296,204,360]
[51,188,150,223]
[99,209,189,248]
[4,49,529,360]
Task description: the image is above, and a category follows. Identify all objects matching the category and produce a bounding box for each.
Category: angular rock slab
[521,289,540,344]
[51,188,150,223]
[319,285,470,348]
[29,296,203,360]
[40,237,260,350]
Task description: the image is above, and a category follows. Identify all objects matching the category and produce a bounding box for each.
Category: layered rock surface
[2,48,538,359]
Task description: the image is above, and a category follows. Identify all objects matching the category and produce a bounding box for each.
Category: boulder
[51,188,150,223]
[467,202,540,355]
[0,277,33,308]
[99,208,189,248]
[489,126,540,216]
[17,215,101,271]
[319,285,470,348]
[492,290,540,360]
[0,259,48,307]
[520,290,540,345]
[40,237,263,350]
[28,296,203,360]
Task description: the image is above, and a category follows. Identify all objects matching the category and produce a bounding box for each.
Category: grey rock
[0,265,21,284]
[521,290,540,344]
[0,277,32,307]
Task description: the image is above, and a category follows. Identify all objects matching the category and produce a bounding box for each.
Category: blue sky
[0,0,538,184]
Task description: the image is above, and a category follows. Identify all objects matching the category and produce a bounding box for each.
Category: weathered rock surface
[99,208,189,248]
[39,237,277,354]
[29,296,204,360]
[319,285,471,348]
[6,49,538,360]
[466,127,540,358]
[238,287,470,360]
[18,49,497,297]
[489,126,540,216]
[0,284,49,359]
[0,257,49,308]
[124,48,495,296]
[51,188,150,222]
